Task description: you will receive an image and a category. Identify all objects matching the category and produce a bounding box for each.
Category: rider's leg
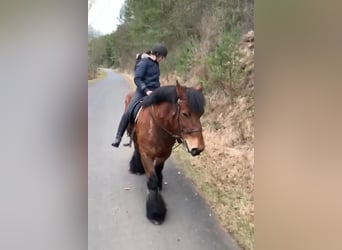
[112,91,144,147]
[111,112,129,147]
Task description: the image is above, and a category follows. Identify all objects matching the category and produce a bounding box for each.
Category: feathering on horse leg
[146,189,166,225]
[129,147,145,174]
[155,162,165,191]
[141,155,167,224]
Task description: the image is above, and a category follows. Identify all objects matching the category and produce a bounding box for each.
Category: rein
[150,104,181,140]
[150,99,202,151]
[174,99,203,136]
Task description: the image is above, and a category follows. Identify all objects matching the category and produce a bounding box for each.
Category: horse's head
[175,81,205,156]
[140,81,205,156]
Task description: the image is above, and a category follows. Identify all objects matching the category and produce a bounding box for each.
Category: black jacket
[134,57,160,94]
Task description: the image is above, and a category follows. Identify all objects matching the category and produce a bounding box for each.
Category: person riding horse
[112,44,168,148]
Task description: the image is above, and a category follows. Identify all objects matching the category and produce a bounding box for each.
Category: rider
[111,43,168,148]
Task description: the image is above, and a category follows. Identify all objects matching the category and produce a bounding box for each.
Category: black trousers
[115,91,145,138]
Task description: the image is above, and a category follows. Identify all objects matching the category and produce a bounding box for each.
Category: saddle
[128,99,143,124]
[123,98,144,147]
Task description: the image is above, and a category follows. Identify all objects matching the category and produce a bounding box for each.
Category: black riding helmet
[151,44,168,58]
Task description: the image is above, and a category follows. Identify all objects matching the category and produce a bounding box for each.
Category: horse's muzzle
[190,148,202,156]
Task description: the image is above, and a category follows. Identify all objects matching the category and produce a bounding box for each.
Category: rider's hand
[146,90,153,96]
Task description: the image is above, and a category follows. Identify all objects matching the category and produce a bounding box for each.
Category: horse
[124,80,205,225]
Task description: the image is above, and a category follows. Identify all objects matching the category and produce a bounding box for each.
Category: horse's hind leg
[155,163,164,191]
[129,148,145,174]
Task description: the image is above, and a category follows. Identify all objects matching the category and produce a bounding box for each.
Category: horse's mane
[142,86,177,107]
[141,85,205,115]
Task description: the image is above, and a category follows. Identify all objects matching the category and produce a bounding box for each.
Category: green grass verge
[172,148,254,250]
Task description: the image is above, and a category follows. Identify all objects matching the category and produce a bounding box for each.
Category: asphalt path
[88,69,240,250]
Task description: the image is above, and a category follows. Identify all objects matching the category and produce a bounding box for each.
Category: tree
[88,0,95,13]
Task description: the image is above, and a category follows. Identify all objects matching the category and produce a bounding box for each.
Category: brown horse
[124,81,205,224]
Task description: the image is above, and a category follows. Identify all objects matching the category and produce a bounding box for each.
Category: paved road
[88,69,240,250]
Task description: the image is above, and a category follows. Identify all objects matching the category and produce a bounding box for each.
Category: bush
[88,64,97,80]
[174,39,197,74]
[204,28,242,96]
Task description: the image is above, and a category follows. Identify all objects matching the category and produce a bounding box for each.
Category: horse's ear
[195,84,203,92]
[176,80,184,99]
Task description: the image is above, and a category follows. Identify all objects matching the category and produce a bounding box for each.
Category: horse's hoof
[128,169,143,175]
[149,219,162,225]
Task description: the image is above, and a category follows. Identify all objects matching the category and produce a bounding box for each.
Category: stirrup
[123,127,135,147]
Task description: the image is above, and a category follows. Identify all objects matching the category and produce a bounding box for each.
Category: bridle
[150,98,202,150]
[174,99,202,136]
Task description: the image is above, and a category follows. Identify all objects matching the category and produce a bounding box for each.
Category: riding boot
[111,136,121,148]
[111,112,129,148]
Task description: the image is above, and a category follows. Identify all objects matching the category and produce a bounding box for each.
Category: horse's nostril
[190,148,200,156]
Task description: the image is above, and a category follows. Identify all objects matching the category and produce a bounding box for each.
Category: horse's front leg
[140,154,167,225]
[155,162,164,191]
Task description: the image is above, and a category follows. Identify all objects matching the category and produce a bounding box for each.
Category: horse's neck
[151,102,176,132]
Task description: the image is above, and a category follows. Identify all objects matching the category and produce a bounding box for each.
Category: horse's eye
[182,112,190,118]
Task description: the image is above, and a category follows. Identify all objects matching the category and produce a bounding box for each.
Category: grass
[172,145,253,250]
[88,68,107,85]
